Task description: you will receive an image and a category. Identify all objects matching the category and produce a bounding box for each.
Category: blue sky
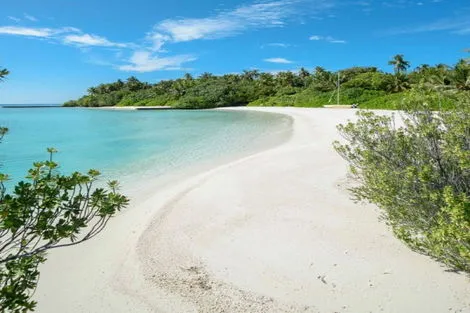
[0,0,468,104]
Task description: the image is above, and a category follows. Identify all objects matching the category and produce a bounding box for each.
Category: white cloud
[24,13,38,22]
[309,35,347,43]
[0,26,124,50]
[0,26,53,37]
[63,33,128,48]
[266,42,290,47]
[7,16,21,23]
[0,25,82,38]
[147,0,333,49]
[309,35,322,40]
[157,18,239,42]
[146,32,170,51]
[56,27,82,34]
[329,39,346,43]
[119,50,196,72]
[386,16,470,36]
[264,57,293,64]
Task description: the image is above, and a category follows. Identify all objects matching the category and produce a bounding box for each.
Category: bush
[0,149,129,311]
[334,93,470,272]
[358,92,405,109]
[342,72,394,91]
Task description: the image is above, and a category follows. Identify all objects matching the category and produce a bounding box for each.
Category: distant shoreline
[86,106,173,111]
[1,105,61,108]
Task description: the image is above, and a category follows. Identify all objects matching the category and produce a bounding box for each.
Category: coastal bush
[334,92,470,272]
[342,72,395,91]
[0,144,129,312]
[117,88,178,106]
[358,92,405,109]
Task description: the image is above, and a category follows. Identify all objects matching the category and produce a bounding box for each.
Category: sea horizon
[1,103,61,107]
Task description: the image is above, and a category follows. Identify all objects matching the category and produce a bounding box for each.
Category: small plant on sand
[0,141,129,312]
[333,91,470,272]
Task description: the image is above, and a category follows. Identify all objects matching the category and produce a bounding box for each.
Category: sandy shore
[35,107,469,313]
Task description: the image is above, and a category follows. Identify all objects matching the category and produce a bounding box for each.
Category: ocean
[0,107,292,190]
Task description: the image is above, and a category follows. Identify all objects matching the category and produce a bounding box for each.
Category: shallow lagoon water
[0,107,292,189]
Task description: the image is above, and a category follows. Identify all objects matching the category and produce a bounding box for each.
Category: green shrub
[358,92,405,109]
[342,72,394,91]
[334,93,470,272]
[0,149,129,311]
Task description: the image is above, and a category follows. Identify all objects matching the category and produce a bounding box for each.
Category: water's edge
[122,109,294,203]
[0,108,293,202]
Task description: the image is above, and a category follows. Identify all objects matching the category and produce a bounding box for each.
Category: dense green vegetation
[334,92,470,273]
[0,69,129,312]
[64,55,470,109]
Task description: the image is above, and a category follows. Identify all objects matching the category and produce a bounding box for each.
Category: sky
[0,0,468,104]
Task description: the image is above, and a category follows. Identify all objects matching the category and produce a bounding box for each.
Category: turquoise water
[0,108,291,189]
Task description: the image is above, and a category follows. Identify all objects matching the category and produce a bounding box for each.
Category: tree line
[64,54,470,110]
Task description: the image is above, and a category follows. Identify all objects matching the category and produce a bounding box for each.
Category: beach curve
[35,107,470,313]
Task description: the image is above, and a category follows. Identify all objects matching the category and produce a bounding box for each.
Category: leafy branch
[0,148,129,312]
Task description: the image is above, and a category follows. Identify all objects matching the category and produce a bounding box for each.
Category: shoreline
[35,107,469,313]
[115,109,294,204]
[87,105,173,110]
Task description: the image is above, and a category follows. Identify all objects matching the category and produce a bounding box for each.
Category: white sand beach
[35,107,470,313]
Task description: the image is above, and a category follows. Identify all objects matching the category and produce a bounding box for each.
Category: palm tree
[388,54,410,74]
[452,59,470,91]
[312,67,337,92]
[298,67,311,87]
[0,68,9,81]
[415,64,430,74]
[298,67,310,79]
[389,73,410,92]
[276,71,296,87]
[258,72,276,96]
[241,70,260,81]
[199,72,214,81]
[223,74,241,84]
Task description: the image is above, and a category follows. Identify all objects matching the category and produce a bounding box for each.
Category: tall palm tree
[452,59,470,91]
[389,73,410,92]
[415,64,430,74]
[0,68,9,81]
[241,70,260,81]
[312,67,337,92]
[388,54,410,74]
[298,67,310,79]
[276,71,296,87]
[199,72,214,81]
